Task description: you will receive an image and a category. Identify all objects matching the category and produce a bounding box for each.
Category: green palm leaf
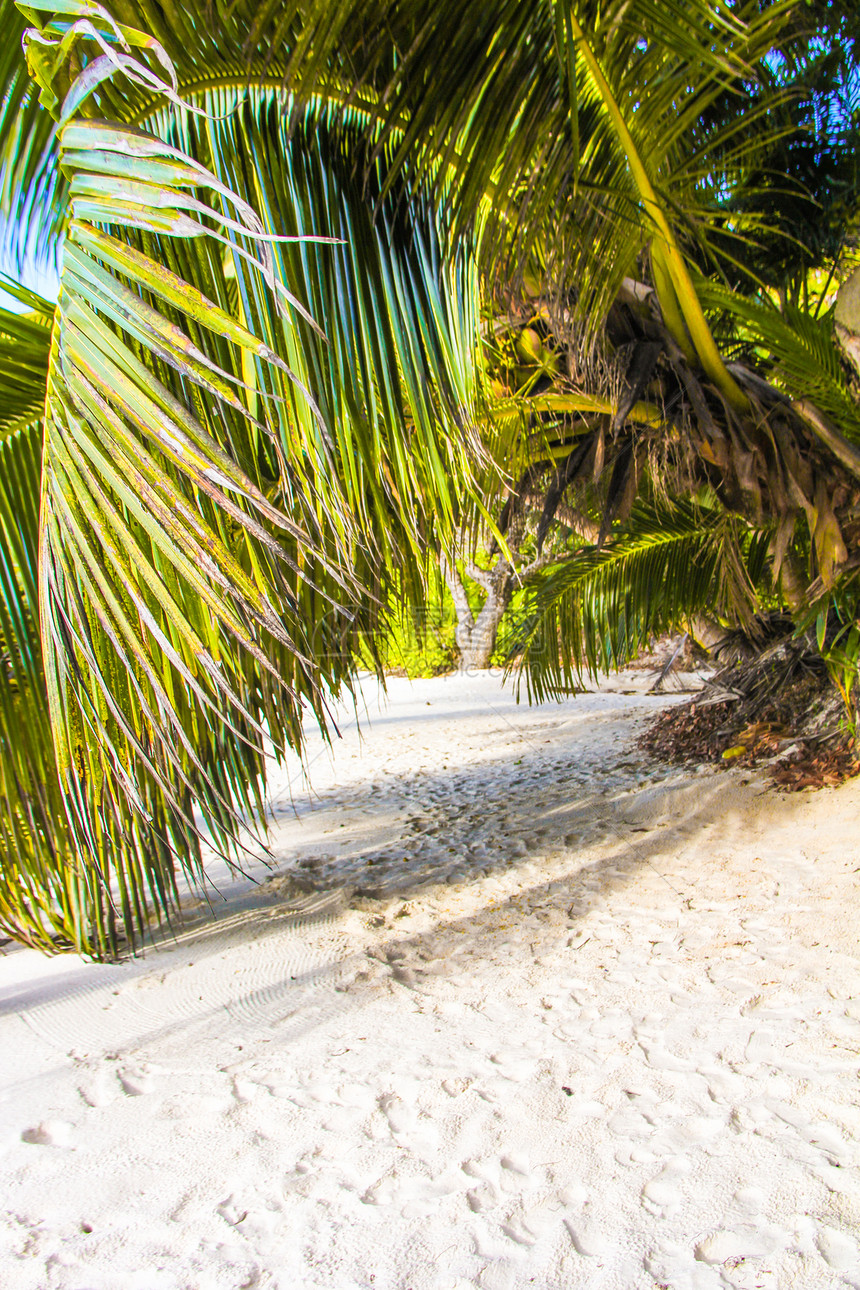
[511,497,771,702]
[0,0,487,956]
[0,273,52,434]
[702,279,860,451]
[38,111,346,952]
[0,0,62,265]
[276,1,791,345]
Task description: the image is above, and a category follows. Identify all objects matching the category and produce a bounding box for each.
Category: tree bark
[442,557,514,669]
[687,614,725,654]
[835,266,860,382]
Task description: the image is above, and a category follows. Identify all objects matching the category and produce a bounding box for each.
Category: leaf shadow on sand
[1,742,809,1069]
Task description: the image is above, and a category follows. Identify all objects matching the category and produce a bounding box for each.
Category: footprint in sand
[502,1203,556,1247]
[488,1051,538,1082]
[640,1157,691,1218]
[378,1092,416,1136]
[607,1106,656,1140]
[477,1262,518,1290]
[801,1119,854,1164]
[359,1171,402,1208]
[694,1223,789,1265]
[462,1152,538,1214]
[216,1194,249,1226]
[118,1065,157,1097]
[645,1240,722,1289]
[21,1119,73,1147]
[231,1075,259,1104]
[731,1186,765,1218]
[565,1202,610,1258]
[77,1062,118,1108]
[638,1041,693,1072]
[282,1159,317,1198]
[499,1153,533,1186]
[702,1066,745,1103]
[816,1225,860,1272]
[814,1162,860,1195]
[467,1182,502,1213]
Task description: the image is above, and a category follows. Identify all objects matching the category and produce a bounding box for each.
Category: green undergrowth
[360,563,532,677]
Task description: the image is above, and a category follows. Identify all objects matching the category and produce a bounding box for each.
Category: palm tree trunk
[836,269,860,387]
[442,557,513,669]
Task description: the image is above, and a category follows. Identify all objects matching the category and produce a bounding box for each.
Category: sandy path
[1,671,859,1290]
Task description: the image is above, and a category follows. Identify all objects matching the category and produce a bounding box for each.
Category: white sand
[1,670,860,1290]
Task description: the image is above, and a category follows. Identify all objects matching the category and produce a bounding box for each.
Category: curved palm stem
[561,7,749,411]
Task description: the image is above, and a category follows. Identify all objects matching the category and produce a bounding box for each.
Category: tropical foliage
[0,0,858,956]
[0,0,486,954]
[513,498,774,702]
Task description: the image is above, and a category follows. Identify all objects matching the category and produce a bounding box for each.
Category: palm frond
[0,417,92,952]
[701,281,860,445]
[0,274,52,435]
[510,497,771,702]
[40,113,343,951]
[0,0,485,957]
[0,0,62,267]
[275,0,792,324]
[175,94,483,552]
